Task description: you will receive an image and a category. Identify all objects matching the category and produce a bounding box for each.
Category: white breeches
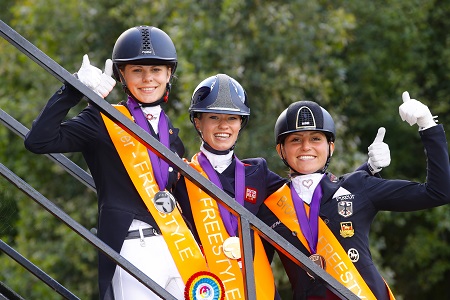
[112,220,184,300]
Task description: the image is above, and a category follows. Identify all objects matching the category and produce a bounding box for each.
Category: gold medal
[153,191,176,213]
[307,254,326,279]
[222,236,241,260]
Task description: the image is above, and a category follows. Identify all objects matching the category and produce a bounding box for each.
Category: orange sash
[186,153,275,300]
[101,105,207,283]
[265,184,395,300]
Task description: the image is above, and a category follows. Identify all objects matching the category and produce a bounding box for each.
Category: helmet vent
[140,27,154,54]
[207,74,240,111]
[296,106,316,129]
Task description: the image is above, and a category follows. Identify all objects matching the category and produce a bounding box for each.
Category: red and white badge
[245,187,257,203]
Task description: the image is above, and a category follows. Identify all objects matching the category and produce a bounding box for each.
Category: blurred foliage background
[1,0,450,299]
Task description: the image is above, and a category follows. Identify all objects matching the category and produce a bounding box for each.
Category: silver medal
[153,191,176,213]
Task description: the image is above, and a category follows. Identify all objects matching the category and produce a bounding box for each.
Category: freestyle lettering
[114,124,194,261]
[317,236,367,299]
[199,196,242,299]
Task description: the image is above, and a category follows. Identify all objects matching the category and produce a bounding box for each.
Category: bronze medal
[153,191,176,214]
[307,254,326,279]
[222,236,241,260]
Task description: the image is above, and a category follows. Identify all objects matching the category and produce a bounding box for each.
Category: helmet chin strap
[202,140,234,155]
[281,143,333,178]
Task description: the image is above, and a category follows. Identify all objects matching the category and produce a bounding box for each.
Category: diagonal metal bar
[0,109,96,192]
[0,163,177,300]
[0,20,358,299]
[0,239,79,300]
[0,280,25,300]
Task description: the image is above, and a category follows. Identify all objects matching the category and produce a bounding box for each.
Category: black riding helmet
[112,25,177,105]
[189,74,250,154]
[274,100,336,174]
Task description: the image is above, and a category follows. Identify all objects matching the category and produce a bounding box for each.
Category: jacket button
[57,85,66,94]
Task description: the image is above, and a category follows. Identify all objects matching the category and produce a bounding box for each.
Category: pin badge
[348,248,359,262]
[340,221,355,238]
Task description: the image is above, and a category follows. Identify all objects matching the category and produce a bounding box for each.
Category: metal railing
[0,20,358,300]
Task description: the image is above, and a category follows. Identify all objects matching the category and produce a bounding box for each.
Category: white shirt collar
[291,173,323,204]
[200,143,233,173]
[141,105,162,134]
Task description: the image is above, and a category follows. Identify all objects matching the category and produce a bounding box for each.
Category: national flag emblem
[337,200,353,217]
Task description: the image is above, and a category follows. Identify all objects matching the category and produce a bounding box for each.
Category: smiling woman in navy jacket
[258,92,450,300]
[173,74,285,300]
[24,25,208,300]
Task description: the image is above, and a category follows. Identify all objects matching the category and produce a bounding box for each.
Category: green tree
[335,1,450,298]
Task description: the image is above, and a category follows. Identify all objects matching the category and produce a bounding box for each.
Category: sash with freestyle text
[265,183,395,300]
[185,153,276,300]
[101,105,208,283]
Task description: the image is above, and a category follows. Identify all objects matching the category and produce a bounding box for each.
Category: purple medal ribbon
[290,175,324,254]
[198,152,245,236]
[127,97,169,190]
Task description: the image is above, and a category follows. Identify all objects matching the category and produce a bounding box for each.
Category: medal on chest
[222,236,241,260]
[153,190,176,213]
[290,175,327,278]
[128,97,173,206]
[307,253,326,279]
[198,153,246,237]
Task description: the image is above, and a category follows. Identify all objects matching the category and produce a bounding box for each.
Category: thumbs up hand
[367,127,391,174]
[96,58,116,98]
[399,91,436,130]
[77,54,116,98]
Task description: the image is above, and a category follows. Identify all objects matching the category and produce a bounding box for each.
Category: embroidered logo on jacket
[333,187,355,218]
[338,201,353,217]
[245,187,258,204]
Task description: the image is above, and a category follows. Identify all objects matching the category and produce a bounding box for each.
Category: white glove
[399,91,436,130]
[367,127,391,174]
[77,54,116,98]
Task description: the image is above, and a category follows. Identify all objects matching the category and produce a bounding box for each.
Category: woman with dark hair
[259,92,450,299]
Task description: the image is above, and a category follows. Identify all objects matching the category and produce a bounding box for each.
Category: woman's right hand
[77,54,116,98]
